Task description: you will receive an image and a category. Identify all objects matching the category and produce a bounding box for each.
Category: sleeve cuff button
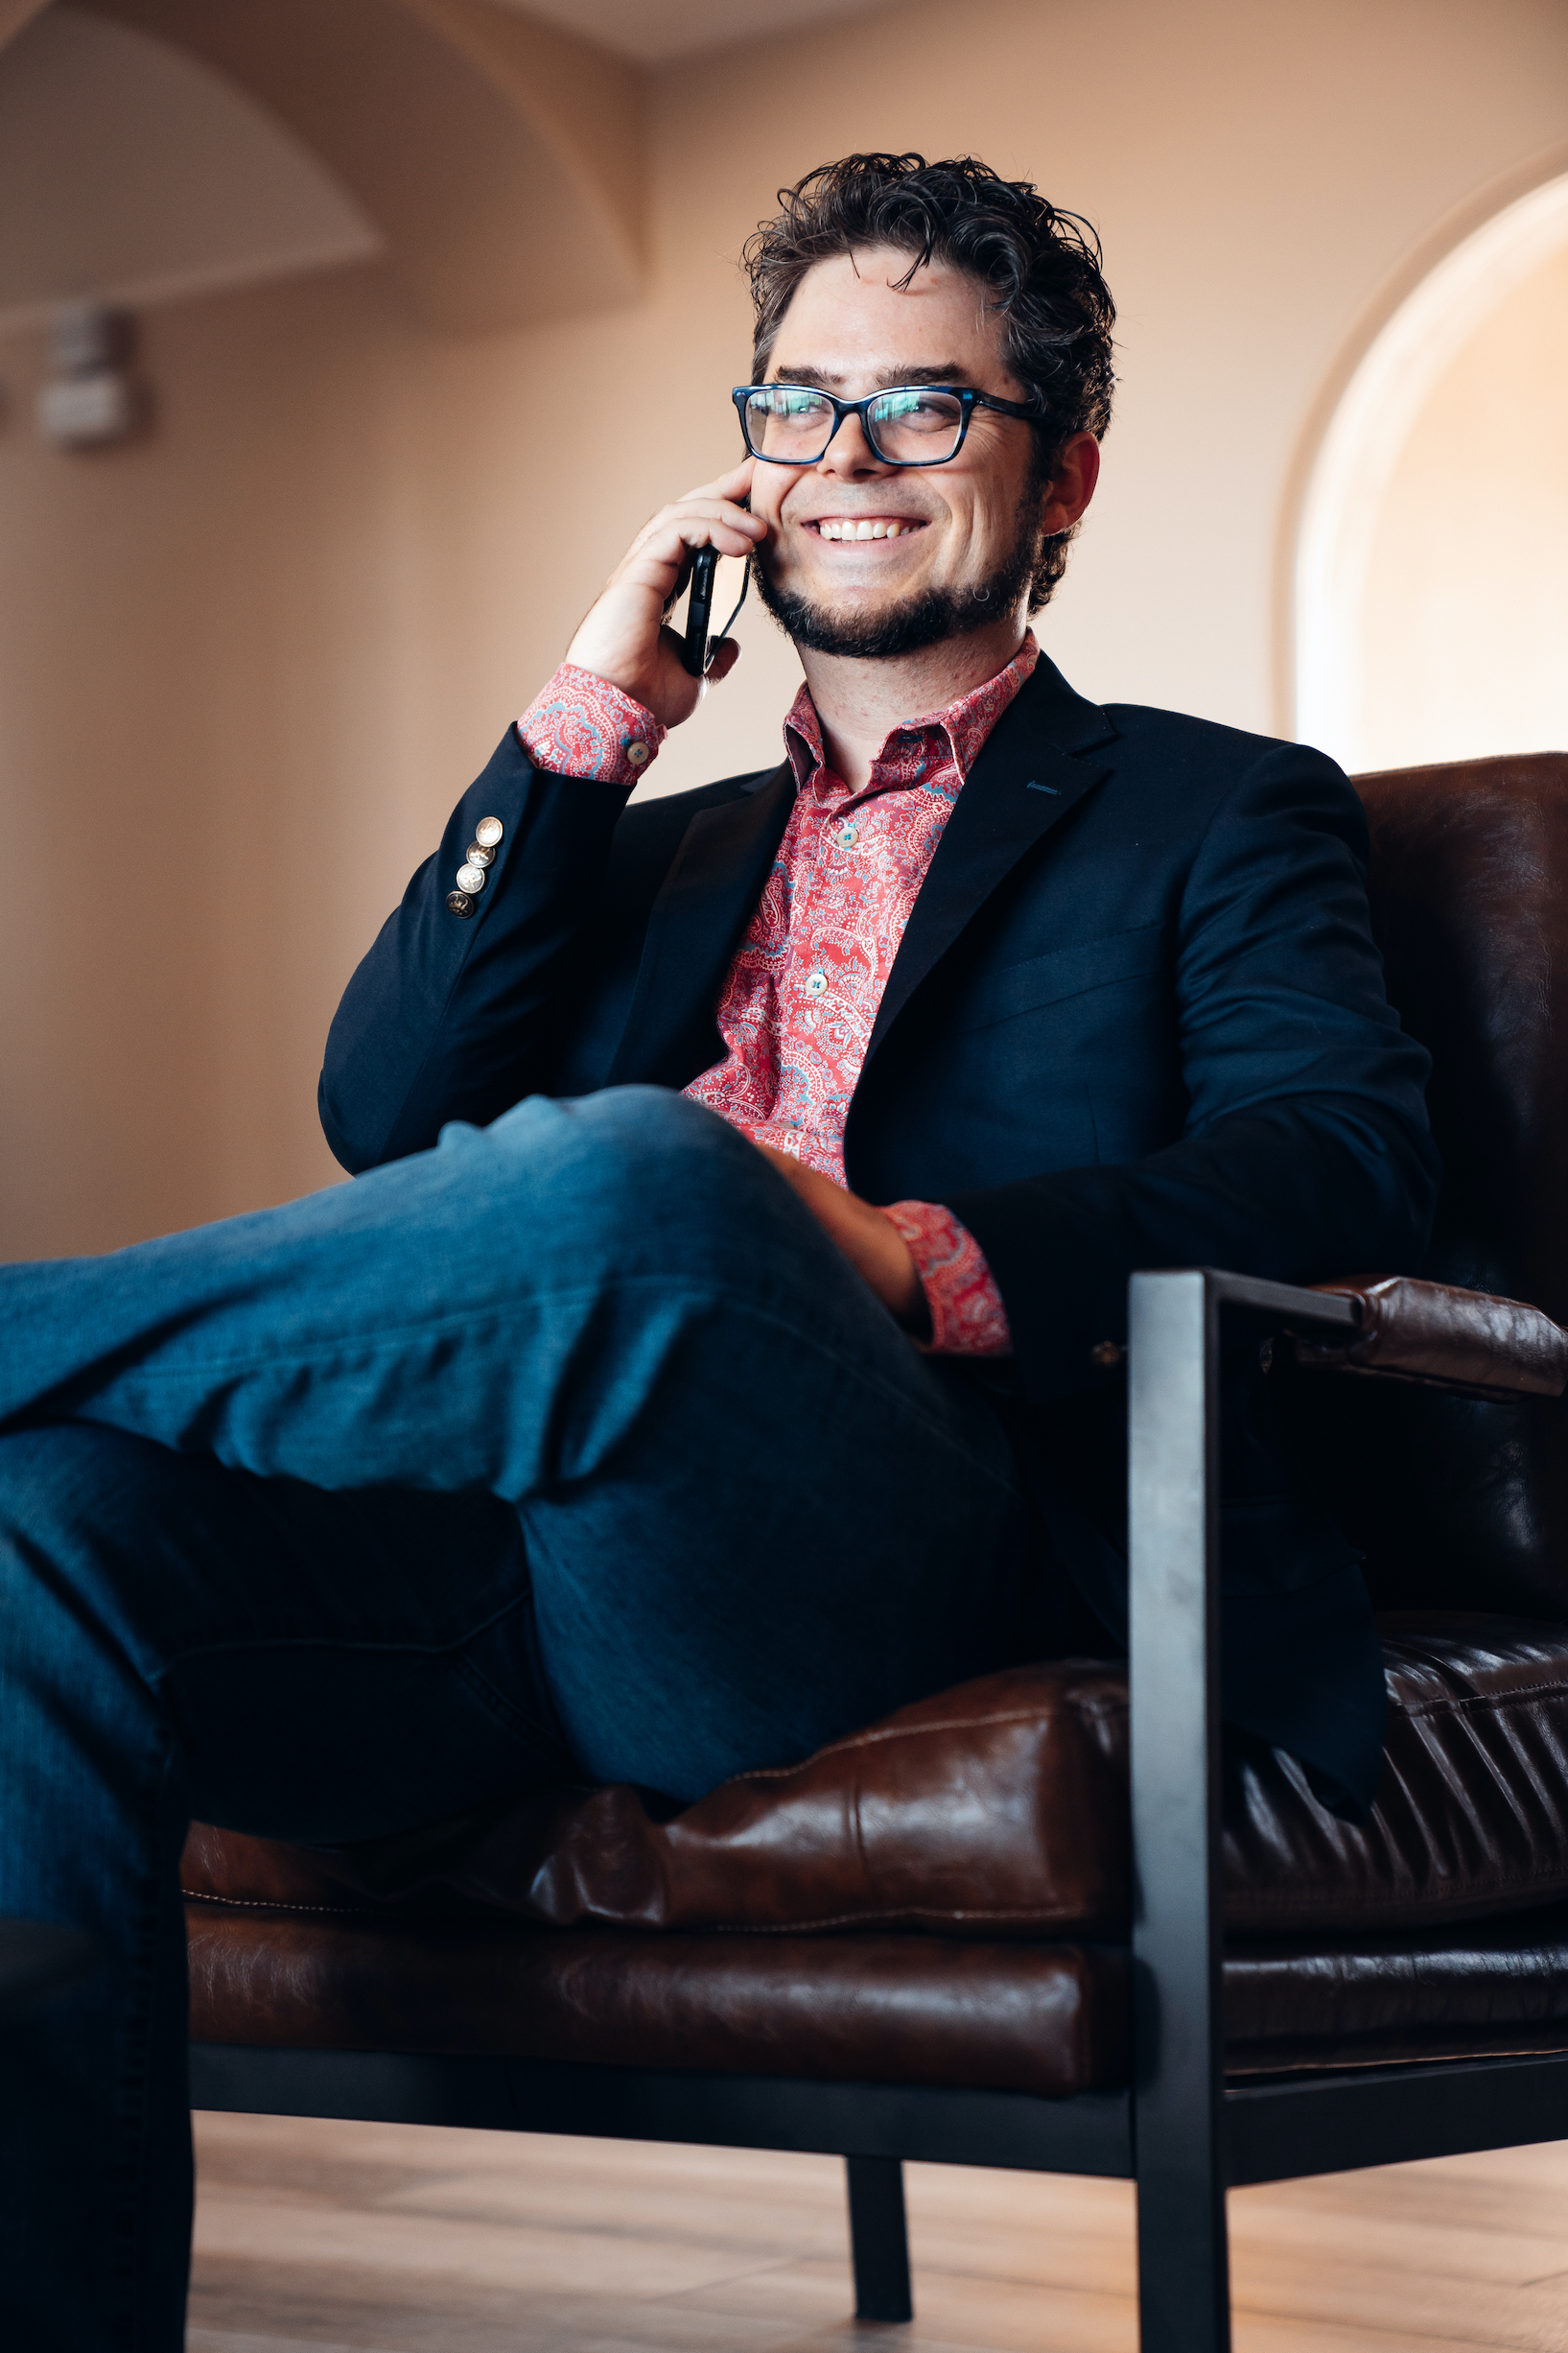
[625,741,650,766]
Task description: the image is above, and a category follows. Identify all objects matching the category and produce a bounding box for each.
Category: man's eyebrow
[766,362,978,390]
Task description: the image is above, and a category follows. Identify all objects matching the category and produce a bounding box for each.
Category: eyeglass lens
[744,386,966,464]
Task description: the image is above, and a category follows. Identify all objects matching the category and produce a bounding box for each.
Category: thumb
[705,636,742,685]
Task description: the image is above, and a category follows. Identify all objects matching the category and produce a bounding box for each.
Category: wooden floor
[187,2110,1568,2353]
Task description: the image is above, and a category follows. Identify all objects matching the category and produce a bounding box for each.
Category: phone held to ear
[680,541,752,679]
[681,548,718,677]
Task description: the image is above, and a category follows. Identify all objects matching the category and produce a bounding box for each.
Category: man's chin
[755,567,1005,661]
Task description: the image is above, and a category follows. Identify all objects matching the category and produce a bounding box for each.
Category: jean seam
[150,1588,533,1681]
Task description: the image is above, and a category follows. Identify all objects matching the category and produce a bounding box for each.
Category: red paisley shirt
[517,643,1040,1356]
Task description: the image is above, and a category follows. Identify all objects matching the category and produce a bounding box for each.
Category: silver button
[473,816,503,849]
[625,741,649,767]
[464,842,494,868]
[804,971,828,999]
[446,890,475,919]
[456,861,486,895]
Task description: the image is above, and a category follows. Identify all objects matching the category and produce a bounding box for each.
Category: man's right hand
[563,461,765,730]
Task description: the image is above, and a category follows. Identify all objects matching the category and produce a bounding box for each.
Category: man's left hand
[754,1146,926,1331]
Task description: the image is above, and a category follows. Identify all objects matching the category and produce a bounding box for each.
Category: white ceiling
[490,0,888,66]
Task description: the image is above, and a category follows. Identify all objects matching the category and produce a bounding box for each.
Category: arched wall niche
[1291,152,1568,770]
[15,0,648,332]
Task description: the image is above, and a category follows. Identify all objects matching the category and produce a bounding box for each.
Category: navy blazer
[321,653,1439,1817]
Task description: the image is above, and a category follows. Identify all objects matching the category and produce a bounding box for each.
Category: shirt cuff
[518,664,665,788]
[881,1200,1014,1356]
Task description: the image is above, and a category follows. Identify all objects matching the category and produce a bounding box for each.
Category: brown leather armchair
[183,752,1568,2353]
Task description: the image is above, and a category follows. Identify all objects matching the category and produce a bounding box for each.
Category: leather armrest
[1291,1275,1568,1400]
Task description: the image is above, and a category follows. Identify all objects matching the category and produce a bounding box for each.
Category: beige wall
[1,0,1565,1257]
[1358,238,1568,768]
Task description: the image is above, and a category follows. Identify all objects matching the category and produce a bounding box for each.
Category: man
[0,154,1436,2348]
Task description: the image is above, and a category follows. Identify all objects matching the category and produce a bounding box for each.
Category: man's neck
[795,612,1030,792]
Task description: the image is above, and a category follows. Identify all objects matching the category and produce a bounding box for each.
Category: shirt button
[835,821,859,848]
[446,890,476,918]
[464,842,495,868]
[456,861,487,894]
[625,741,649,766]
[473,816,503,848]
[805,971,828,999]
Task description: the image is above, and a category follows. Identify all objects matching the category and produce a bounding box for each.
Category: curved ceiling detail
[66,0,646,332]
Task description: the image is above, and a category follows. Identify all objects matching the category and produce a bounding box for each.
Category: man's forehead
[769,251,1005,386]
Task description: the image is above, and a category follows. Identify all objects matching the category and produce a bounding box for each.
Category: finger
[646,496,765,549]
[705,637,741,684]
[625,513,761,580]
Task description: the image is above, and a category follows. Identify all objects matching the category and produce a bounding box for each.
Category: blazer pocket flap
[958,922,1167,1030]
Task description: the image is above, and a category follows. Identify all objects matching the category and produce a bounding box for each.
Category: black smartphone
[681,548,718,677]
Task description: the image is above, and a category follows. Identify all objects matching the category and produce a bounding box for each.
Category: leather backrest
[1289,754,1568,1612]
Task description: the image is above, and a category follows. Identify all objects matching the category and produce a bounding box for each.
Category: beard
[754,482,1046,660]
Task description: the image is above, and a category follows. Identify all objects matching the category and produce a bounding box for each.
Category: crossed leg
[0,1089,1050,2350]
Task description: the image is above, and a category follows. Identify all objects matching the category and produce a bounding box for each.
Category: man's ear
[1041,432,1101,535]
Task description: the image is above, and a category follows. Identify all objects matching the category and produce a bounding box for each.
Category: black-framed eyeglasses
[732,381,1044,468]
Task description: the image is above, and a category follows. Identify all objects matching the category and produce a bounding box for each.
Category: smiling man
[0,154,1439,2349]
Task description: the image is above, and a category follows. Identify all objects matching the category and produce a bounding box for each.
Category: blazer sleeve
[945,741,1442,1403]
[318,728,633,1173]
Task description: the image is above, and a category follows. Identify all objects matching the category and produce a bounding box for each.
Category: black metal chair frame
[191,1270,1568,2350]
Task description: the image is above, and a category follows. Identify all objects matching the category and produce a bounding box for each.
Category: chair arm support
[1292,1275,1568,1400]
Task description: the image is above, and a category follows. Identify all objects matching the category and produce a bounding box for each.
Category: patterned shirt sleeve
[518,664,665,788]
[880,1200,1014,1356]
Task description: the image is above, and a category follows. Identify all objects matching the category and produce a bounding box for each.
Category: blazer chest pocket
[956,921,1168,1033]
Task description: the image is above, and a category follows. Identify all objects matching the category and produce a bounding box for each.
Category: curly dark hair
[742,153,1115,608]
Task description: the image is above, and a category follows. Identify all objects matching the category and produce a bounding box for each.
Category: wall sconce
[36,303,145,450]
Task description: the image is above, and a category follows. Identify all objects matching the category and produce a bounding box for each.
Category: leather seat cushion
[184,1910,1130,2100]
[181,1616,1568,1941]
[185,1902,1568,2094]
[1227,1902,1568,2074]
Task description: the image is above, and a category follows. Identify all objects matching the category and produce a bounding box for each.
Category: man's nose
[817,412,893,478]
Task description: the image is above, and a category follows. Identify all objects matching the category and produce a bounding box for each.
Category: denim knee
[455,1086,784,1280]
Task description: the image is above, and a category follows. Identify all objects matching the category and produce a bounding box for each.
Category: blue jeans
[0,1088,1049,2349]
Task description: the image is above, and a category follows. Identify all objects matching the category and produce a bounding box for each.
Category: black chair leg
[845,2153,913,2322]
[1135,2154,1231,2353]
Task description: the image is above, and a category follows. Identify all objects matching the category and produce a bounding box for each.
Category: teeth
[817,520,910,540]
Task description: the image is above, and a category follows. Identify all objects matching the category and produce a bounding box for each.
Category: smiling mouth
[808,517,925,541]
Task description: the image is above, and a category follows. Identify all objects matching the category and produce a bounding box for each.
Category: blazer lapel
[862,659,1118,1068]
[607,763,795,1087]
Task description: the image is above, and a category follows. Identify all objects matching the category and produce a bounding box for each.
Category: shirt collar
[782,630,1040,798]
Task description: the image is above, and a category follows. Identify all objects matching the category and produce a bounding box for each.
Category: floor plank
[188,2111,1568,2353]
